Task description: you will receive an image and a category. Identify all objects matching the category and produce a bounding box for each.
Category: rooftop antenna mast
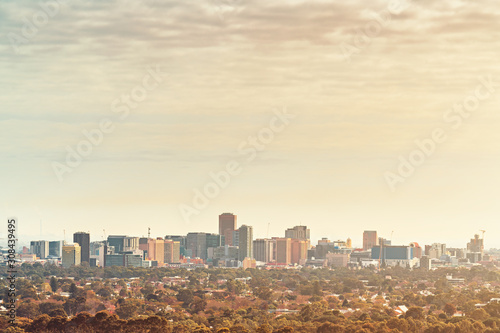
[148,227,151,239]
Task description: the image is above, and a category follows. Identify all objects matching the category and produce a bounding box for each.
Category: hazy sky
[1,0,500,248]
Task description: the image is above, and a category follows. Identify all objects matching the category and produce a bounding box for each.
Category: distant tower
[73,232,90,264]
[219,213,237,246]
[238,225,253,261]
[363,231,378,251]
[346,238,352,248]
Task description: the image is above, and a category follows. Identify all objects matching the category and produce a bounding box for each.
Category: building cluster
[3,215,492,270]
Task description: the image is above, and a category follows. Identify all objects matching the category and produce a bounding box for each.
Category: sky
[1,0,500,249]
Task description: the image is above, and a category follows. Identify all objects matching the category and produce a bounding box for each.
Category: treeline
[3,304,500,332]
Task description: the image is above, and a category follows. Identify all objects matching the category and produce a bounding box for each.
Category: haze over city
[2,0,500,248]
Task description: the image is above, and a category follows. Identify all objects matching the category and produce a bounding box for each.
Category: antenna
[63,229,66,242]
[148,227,151,239]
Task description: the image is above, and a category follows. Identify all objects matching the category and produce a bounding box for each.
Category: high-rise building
[107,235,127,253]
[90,241,107,267]
[274,238,291,264]
[154,238,165,264]
[363,230,378,251]
[290,239,308,264]
[253,238,275,263]
[165,235,187,257]
[124,237,140,251]
[62,243,81,268]
[164,240,181,263]
[219,213,237,245]
[238,225,253,261]
[30,240,49,259]
[467,234,484,255]
[186,233,223,261]
[232,230,239,247]
[285,226,310,241]
[49,241,64,257]
[73,232,90,263]
[187,232,208,260]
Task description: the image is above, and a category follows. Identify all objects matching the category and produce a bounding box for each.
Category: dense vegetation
[2,263,500,332]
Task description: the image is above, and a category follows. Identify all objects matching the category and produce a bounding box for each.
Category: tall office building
[219,213,237,246]
[238,225,253,261]
[164,240,181,263]
[154,238,165,264]
[290,239,308,264]
[49,241,64,257]
[187,232,208,260]
[124,237,140,251]
[62,243,81,268]
[30,240,49,259]
[73,232,90,263]
[107,235,127,253]
[139,238,156,261]
[254,239,275,263]
[232,230,239,247]
[274,238,291,264]
[165,235,187,257]
[285,226,310,241]
[363,230,378,251]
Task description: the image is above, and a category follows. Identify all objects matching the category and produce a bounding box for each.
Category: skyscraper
[30,240,49,259]
[290,239,308,264]
[363,230,378,251]
[124,237,139,251]
[238,225,253,261]
[73,232,90,263]
[107,235,127,253]
[187,232,208,260]
[274,238,291,264]
[253,238,275,263]
[49,241,64,257]
[62,243,81,268]
[164,240,181,263]
[219,213,237,246]
[285,225,310,241]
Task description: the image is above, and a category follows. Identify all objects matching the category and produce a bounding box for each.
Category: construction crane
[480,230,486,240]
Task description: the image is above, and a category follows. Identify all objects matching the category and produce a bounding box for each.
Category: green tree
[50,277,58,293]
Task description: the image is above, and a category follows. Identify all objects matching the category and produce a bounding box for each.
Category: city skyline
[19,213,492,253]
[3,0,500,248]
